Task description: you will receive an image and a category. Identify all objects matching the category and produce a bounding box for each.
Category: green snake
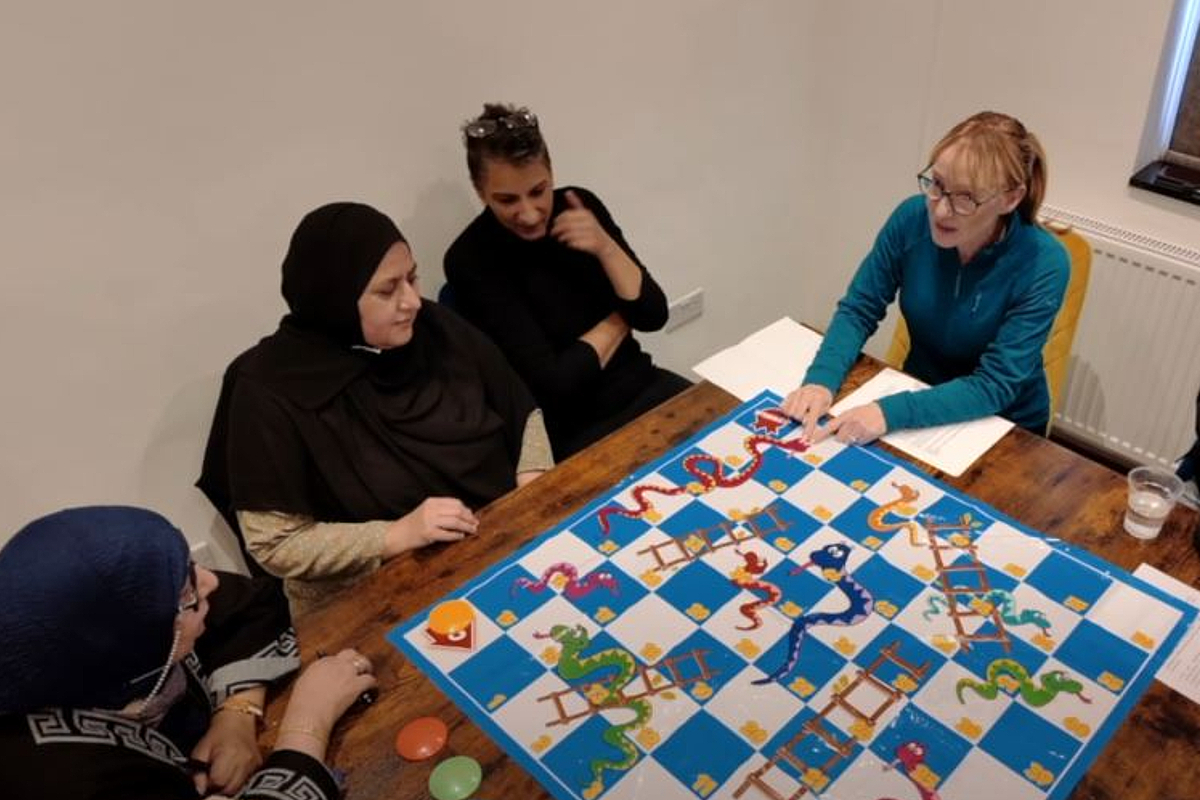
[923,589,1052,634]
[956,658,1091,707]
[536,624,651,793]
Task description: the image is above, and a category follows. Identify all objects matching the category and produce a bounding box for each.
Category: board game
[388,391,1195,800]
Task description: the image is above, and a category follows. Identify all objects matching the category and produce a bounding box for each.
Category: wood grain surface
[263,359,1200,800]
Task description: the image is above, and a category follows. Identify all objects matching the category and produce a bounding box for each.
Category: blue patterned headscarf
[0,507,190,714]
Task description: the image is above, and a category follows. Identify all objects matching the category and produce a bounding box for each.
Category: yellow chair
[883,223,1092,431]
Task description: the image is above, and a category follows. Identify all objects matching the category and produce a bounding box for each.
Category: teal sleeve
[802,200,915,392]
[878,239,1069,430]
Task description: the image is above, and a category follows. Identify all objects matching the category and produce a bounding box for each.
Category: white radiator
[1041,205,1200,468]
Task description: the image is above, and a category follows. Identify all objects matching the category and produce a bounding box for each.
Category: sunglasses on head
[465,109,538,139]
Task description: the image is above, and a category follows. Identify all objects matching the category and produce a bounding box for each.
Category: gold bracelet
[217,698,264,722]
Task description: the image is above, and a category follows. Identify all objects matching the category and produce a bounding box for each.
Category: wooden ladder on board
[734,641,929,800]
[536,648,717,726]
[637,503,793,572]
[920,515,1012,653]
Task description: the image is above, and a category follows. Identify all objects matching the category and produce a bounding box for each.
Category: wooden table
[273,360,1200,800]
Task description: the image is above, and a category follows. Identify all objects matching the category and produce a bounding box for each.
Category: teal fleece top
[803,195,1069,433]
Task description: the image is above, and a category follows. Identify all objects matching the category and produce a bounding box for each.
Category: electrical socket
[666,288,704,332]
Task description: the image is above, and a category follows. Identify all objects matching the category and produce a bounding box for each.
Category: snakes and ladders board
[388,391,1195,800]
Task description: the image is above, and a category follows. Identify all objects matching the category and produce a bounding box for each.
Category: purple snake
[511,562,619,600]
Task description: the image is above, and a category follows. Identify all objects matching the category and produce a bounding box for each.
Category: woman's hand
[191,700,263,795]
[782,384,834,441]
[813,402,887,446]
[384,498,478,557]
[275,649,378,761]
[287,650,378,730]
[550,190,617,259]
[516,470,545,487]
[553,190,643,299]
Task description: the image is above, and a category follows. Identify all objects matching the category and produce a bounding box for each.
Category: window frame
[1166,27,1200,167]
[1131,0,1200,205]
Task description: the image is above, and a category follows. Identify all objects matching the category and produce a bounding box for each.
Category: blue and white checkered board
[388,391,1194,800]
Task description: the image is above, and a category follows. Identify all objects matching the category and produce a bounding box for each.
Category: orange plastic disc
[395,716,449,761]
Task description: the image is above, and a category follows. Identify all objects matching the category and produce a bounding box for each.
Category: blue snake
[923,589,1051,633]
[752,543,874,685]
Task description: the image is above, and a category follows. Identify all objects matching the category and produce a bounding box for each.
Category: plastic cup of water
[1124,465,1184,540]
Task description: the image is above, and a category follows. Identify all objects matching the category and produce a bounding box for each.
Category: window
[1131,0,1200,204]
[1169,40,1200,163]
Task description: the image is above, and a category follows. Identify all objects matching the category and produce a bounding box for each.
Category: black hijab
[198,203,536,551]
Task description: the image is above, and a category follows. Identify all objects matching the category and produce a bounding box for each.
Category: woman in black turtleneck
[443,103,690,459]
[199,202,551,612]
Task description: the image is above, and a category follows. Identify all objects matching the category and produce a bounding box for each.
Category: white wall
[927,0,1200,246]
[3,1,1196,566]
[795,0,1200,358]
[0,1,816,567]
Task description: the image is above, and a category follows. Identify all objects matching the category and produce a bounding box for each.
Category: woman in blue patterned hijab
[0,506,191,714]
[0,507,377,799]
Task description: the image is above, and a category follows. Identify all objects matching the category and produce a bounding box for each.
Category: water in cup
[1124,490,1173,539]
[1123,465,1183,540]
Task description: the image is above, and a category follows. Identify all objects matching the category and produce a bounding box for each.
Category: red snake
[730,550,782,630]
[596,408,808,535]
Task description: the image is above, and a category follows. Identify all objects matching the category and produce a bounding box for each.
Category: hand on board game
[782,383,833,440]
[814,401,887,445]
[391,392,1195,800]
[384,497,479,556]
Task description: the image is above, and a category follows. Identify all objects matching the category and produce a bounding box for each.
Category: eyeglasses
[178,560,200,613]
[464,109,538,139]
[917,170,1006,216]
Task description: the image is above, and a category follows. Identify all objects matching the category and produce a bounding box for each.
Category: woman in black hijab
[199,202,551,611]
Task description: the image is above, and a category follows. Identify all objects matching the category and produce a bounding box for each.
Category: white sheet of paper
[1132,563,1200,705]
[830,367,1014,476]
[692,317,823,401]
[694,322,1011,476]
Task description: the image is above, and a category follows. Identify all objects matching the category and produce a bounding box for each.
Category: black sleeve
[445,228,604,406]
[238,750,340,800]
[1189,387,1200,469]
[224,379,320,516]
[193,572,299,704]
[434,304,539,463]
[573,186,669,332]
[197,358,270,577]
[197,357,315,576]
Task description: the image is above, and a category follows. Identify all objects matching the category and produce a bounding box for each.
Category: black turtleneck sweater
[444,186,673,453]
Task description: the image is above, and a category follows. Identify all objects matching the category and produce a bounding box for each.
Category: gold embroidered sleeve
[238,510,389,580]
[517,408,554,474]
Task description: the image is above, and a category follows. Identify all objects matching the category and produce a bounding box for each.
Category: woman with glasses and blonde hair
[783,111,1069,443]
[0,506,376,799]
[444,103,690,458]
